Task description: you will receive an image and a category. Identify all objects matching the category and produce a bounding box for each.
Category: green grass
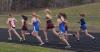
[0,3,100,52]
[0,3,100,30]
[0,42,73,52]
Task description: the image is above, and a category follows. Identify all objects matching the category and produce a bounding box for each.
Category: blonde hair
[45,9,51,14]
[32,12,41,19]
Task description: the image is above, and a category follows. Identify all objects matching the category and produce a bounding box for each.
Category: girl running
[58,12,69,40]
[76,14,95,41]
[21,15,29,41]
[6,14,22,41]
[57,14,71,48]
[30,12,44,45]
[43,9,58,42]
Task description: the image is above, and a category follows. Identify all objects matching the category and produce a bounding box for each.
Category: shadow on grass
[0,28,100,52]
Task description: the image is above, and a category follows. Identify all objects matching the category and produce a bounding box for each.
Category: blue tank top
[33,18,39,31]
[80,18,86,26]
[59,22,65,33]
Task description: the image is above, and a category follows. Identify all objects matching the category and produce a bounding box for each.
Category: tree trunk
[0,0,12,13]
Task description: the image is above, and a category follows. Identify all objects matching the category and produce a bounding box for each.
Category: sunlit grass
[0,3,100,31]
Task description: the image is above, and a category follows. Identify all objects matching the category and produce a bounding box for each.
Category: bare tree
[0,0,12,13]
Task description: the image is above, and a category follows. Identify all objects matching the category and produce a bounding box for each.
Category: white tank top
[8,18,16,27]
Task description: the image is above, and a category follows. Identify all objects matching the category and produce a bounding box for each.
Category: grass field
[0,42,74,52]
[0,3,100,52]
[0,3,100,32]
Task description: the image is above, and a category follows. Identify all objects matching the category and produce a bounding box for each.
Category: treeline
[0,0,99,12]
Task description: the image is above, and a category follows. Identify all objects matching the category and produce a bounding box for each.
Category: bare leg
[52,28,59,37]
[12,28,22,41]
[84,30,95,39]
[8,29,12,40]
[32,32,44,45]
[43,29,48,42]
[65,31,69,40]
[59,33,71,48]
[60,35,70,45]
[76,30,81,40]
[21,30,26,40]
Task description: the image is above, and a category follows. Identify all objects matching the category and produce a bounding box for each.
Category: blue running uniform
[80,18,87,31]
[59,22,65,33]
[33,18,40,32]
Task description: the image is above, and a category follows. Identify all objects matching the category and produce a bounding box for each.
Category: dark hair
[9,14,12,17]
[80,14,85,17]
[21,15,28,21]
[57,14,61,19]
[59,12,67,19]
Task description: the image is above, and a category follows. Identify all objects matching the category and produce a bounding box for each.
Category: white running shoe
[68,33,73,35]
[45,39,49,43]
[39,43,44,46]
[8,37,12,40]
[19,38,23,42]
[92,37,95,40]
[65,45,71,48]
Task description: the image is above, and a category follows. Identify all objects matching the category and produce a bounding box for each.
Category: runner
[30,12,44,45]
[21,15,29,41]
[7,14,22,41]
[57,15,71,48]
[43,9,58,42]
[75,14,95,41]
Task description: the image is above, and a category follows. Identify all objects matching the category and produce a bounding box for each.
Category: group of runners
[6,9,95,48]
